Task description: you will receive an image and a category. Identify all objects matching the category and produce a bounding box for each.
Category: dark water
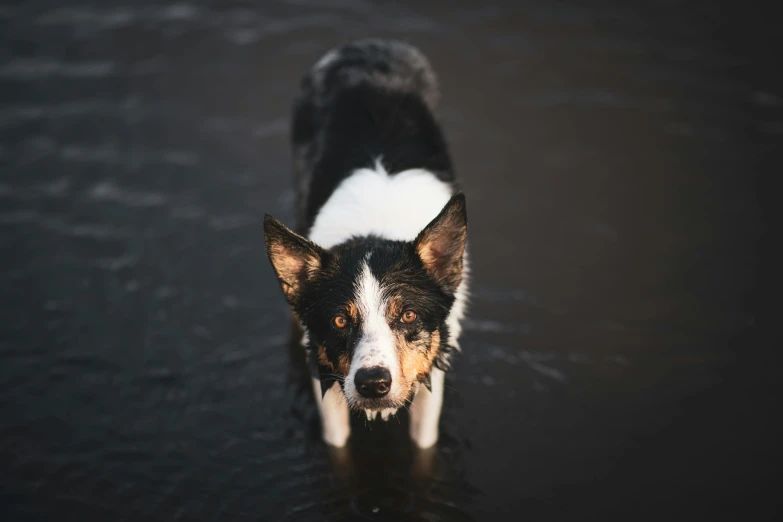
[1,1,780,520]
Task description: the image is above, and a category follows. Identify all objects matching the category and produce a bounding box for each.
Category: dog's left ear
[264,215,326,306]
[415,193,468,293]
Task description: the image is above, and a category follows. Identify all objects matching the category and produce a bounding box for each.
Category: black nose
[354,367,392,398]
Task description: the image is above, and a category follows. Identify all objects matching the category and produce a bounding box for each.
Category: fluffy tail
[303,39,439,111]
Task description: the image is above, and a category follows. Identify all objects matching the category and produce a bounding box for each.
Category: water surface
[1,1,778,520]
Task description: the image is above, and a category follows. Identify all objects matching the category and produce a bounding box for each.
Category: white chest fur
[305,161,466,449]
[308,161,454,247]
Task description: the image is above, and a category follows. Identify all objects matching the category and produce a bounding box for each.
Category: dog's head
[264,194,467,413]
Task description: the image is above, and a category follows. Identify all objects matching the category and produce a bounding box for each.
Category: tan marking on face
[347,302,358,323]
[396,329,441,389]
[317,345,334,371]
[386,295,404,321]
[337,353,351,377]
[318,346,351,378]
[429,330,441,359]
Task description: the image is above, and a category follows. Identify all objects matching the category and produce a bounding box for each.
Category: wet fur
[264,39,468,448]
[273,234,459,399]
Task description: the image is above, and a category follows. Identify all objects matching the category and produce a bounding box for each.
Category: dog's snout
[354,367,392,398]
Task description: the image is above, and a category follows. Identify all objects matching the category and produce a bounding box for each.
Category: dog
[263,39,468,449]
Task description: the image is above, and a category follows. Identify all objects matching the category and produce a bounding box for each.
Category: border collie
[264,39,468,449]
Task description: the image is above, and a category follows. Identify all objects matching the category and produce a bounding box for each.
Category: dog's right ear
[264,215,326,306]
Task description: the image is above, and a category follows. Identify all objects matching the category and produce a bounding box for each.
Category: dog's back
[291,40,458,238]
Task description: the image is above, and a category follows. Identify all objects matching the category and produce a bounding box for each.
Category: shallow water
[1,1,779,521]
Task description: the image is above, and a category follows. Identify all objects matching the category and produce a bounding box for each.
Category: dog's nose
[354,367,392,398]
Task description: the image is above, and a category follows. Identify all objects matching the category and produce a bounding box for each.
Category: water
[1,1,779,520]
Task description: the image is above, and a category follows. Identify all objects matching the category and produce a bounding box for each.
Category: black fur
[296,236,456,374]
[292,39,458,233]
[266,40,466,405]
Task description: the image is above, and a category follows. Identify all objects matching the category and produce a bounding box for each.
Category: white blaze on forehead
[343,260,400,395]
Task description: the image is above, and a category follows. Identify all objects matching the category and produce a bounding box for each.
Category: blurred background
[1,1,779,521]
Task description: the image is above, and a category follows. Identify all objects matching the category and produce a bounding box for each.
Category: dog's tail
[290,40,440,231]
[303,39,439,111]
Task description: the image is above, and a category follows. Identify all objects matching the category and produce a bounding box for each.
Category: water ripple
[0,98,150,128]
[0,208,132,239]
[0,59,115,80]
[221,14,344,45]
[462,318,529,334]
[36,4,201,28]
[88,181,168,207]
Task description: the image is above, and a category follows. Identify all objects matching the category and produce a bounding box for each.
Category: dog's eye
[401,310,417,323]
[333,315,348,329]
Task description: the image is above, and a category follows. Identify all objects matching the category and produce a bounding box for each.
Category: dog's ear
[264,215,326,305]
[415,193,468,293]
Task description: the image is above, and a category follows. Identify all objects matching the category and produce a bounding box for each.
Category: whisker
[320,373,346,382]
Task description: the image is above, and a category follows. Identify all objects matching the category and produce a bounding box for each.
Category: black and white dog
[264,40,468,449]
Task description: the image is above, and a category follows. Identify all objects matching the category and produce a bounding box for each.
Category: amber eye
[333,315,348,329]
[401,310,417,323]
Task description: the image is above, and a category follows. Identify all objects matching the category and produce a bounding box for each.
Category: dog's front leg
[312,378,351,447]
[408,367,445,449]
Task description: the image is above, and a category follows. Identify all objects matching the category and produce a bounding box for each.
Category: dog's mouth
[345,385,418,414]
[347,395,406,413]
